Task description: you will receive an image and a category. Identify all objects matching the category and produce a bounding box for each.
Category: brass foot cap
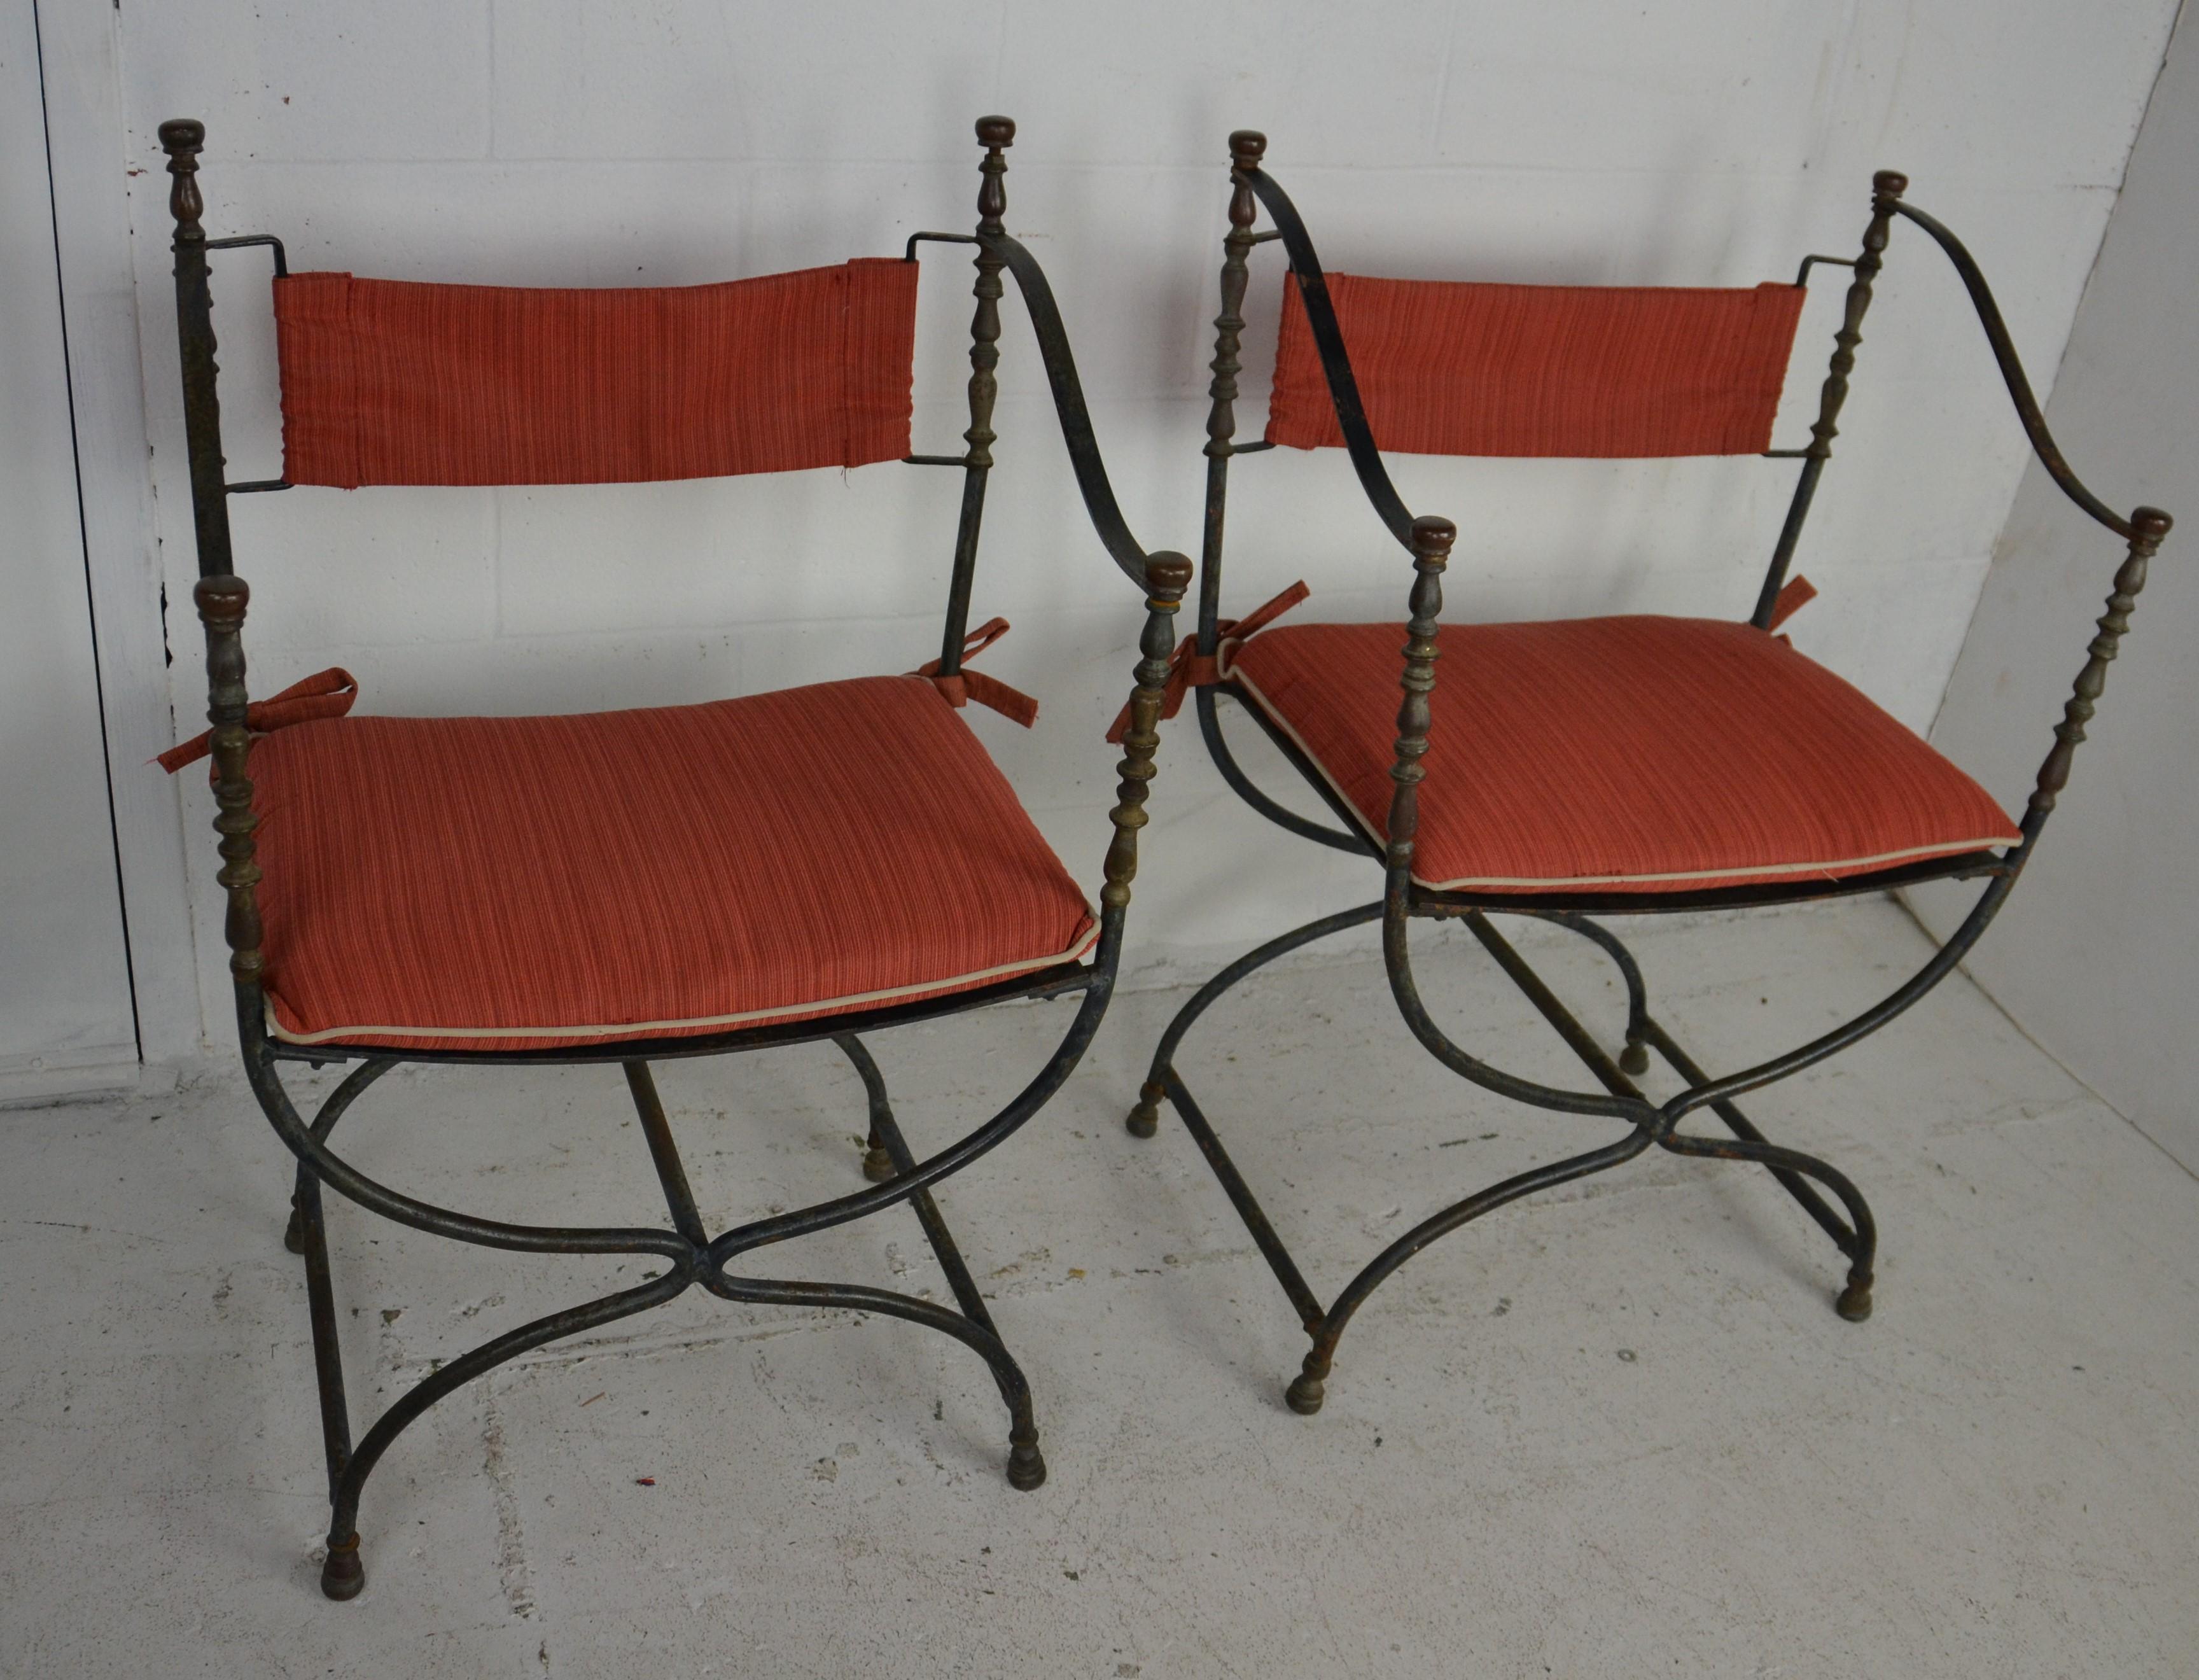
[1836,1278,1874,1323]
[860,1147,897,1184]
[1007,1443,1047,1491]
[1618,1041,1651,1077]
[320,1537,365,1601]
[1285,1374,1326,1415]
[1124,1103,1159,1140]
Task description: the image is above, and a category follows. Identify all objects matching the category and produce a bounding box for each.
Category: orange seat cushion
[248,676,1096,1051]
[1227,617,2022,894]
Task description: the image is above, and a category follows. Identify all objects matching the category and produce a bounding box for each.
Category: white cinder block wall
[115,2,2177,1048]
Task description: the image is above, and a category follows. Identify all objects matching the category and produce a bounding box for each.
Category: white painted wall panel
[492,0,1005,162]
[101,1,2177,1042]
[1,0,136,1094]
[38,1,200,1066]
[127,0,491,161]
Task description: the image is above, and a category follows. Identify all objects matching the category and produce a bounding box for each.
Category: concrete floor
[3,899,2195,1677]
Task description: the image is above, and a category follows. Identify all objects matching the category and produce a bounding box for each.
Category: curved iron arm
[1234,167,1418,550]
[977,228,1168,591]
[1888,197,2172,848]
[1889,200,2135,541]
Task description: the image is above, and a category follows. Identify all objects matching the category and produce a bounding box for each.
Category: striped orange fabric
[1266,276,1806,458]
[1227,617,2021,893]
[245,676,1095,1051]
[274,259,918,486]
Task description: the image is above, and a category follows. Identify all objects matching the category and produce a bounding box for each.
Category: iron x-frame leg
[272,1028,1052,1599]
[1126,902,1880,1415]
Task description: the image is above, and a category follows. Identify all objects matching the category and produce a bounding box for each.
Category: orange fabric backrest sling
[1265,275,1806,459]
[273,258,919,487]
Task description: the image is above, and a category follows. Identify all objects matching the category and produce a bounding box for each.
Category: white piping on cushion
[269,920,1100,1047]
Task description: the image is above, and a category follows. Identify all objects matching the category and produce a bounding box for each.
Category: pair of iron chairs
[155,116,2165,1600]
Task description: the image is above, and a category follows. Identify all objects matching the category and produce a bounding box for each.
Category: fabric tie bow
[1764,573,1817,641]
[157,667,359,773]
[1105,580,1309,744]
[911,617,1039,727]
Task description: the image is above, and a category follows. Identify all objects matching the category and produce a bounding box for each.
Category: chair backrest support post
[937,117,1016,676]
[1196,132,1267,654]
[1750,170,1906,629]
[195,574,265,998]
[160,119,267,1012]
[159,120,239,584]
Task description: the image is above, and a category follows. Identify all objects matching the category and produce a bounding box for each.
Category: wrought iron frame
[1128,129,2172,1417]
[155,114,1194,1599]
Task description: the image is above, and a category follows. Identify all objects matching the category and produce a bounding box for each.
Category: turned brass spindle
[938,116,1017,675]
[1103,554,1196,910]
[195,575,263,985]
[1808,171,1907,462]
[2025,506,2172,829]
[1196,130,1268,648]
[1383,517,1459,881]
[964,115,1013,473]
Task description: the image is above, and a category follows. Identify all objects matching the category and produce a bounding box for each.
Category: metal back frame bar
[1127,129,2170,1419]
[157,113,1192,1601]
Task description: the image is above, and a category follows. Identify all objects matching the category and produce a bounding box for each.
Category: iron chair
[1124,130,2170,1417]
[154,115,1192,1600]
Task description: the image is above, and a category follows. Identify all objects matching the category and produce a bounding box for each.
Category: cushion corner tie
[911,617,1039,728]
[155,666,360,773]
[1105,579,1309,745]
